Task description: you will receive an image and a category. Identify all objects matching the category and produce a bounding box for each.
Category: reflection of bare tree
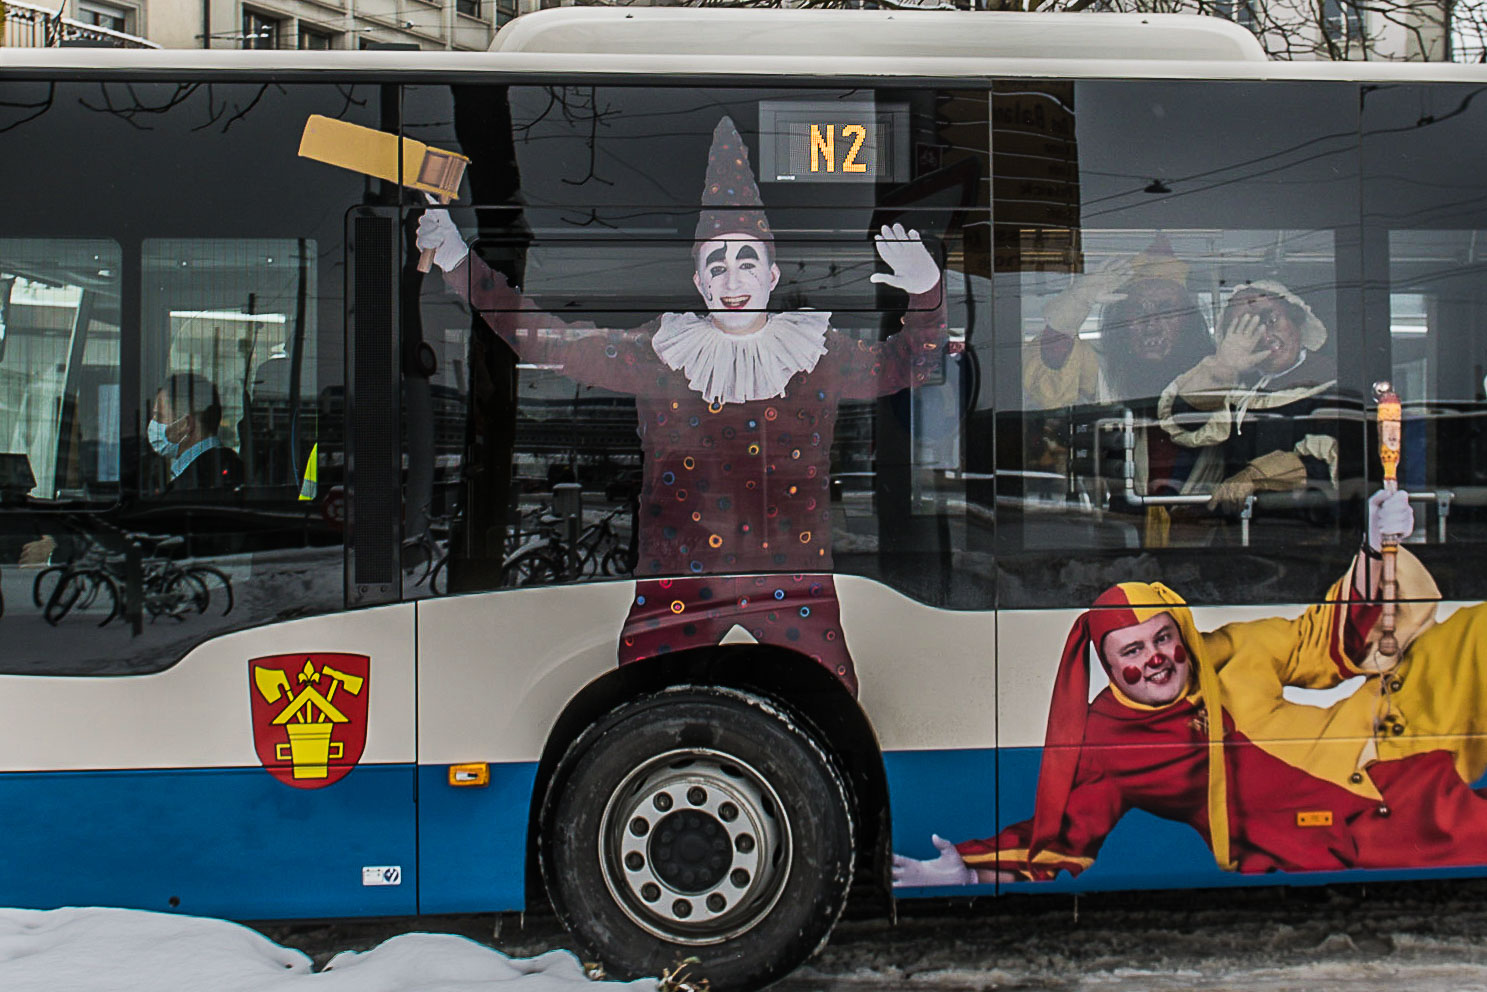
[74,80,369,134]
[0,83,55,134]
[517,87,618,189]
[581,0,1485,62]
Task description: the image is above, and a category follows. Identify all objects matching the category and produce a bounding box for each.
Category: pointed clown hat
[1031,582,1233,872]
[695,115,773,246]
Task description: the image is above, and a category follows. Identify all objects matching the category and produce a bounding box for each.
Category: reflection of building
[2,0,157,48]
[3,0,508,50]
[993,83,1080,276]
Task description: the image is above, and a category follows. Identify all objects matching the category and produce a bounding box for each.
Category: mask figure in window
[1025,236,1213,412]
[1022,238,1214,543]
[416,115,946,694]
[149,372,244,493]
[892,490,1487,886]
[1155,281,1339,515]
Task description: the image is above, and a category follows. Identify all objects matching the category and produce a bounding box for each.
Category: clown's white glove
[890,834,976,888]
[871,223,940,297]
[1043,256,1132,335]
[1367,487,1414,553]
[416,208,470,273]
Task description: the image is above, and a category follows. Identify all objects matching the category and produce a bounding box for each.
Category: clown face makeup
[1099,612,1191,707]
[693,235,781,334]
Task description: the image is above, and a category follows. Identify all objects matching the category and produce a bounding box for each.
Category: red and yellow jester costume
[959,550,1487,878]
[438,117,946,693]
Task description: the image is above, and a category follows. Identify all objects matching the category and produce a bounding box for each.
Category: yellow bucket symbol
[276,723,345,779]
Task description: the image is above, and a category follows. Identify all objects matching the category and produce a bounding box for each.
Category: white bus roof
[5,10,1487,83]
[490,9,1267,63]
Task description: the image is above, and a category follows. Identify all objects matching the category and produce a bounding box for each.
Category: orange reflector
[448,763,490,787]
[1296,810,1333,828]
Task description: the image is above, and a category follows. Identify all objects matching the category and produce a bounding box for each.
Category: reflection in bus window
[406,84,994,611]
[994,80,1363,606]
[0,241,121,508]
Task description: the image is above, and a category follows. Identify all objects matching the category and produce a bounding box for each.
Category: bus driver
[415,115,947,693]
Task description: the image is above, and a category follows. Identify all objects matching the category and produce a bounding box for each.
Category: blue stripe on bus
[0,765,417,918]
[416,762,538,914]
[892,747,1487,898]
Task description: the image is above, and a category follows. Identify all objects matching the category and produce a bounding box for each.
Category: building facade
[2,0,508,49]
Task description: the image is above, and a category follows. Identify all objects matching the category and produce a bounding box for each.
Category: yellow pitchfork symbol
[253,659,366,780]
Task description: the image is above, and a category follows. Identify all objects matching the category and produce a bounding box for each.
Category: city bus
[4,9,1487,989]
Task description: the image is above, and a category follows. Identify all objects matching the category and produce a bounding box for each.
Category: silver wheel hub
[599,748,790,944]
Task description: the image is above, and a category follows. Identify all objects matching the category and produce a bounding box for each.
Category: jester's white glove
[1043,256,1133,335]
[416,208,470,273]
[870,223,940,297]
[890,834,976,888]
[1367,488,1414,553]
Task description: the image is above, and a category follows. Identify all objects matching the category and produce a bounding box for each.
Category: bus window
[0,79,367,675]
[406,84,993,609]
[0,241,121,509]
[994,79,1365,608]
[1364,83,1487,600]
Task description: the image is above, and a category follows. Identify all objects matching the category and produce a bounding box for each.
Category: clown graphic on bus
[892,489,1487,884]
[416,115,946,693]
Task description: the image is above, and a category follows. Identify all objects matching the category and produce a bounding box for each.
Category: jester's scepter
[1374,381,1403,658]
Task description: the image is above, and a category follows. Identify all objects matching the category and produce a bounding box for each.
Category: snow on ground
[11,879,1487,992]
[0,908,657,992]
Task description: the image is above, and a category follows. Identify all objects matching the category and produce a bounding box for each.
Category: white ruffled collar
[652,310,831,405]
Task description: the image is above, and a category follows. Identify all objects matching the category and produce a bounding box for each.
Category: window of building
[242,10,279,49]
[76,0,134,34]
[298,25,336,49]
[456,0,480,18]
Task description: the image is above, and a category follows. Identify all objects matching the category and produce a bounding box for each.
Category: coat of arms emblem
[249,653,370,788]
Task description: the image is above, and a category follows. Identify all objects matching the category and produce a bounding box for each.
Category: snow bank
[0,908,658,992]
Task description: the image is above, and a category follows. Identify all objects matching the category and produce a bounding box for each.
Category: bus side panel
[0,765,415,918]
[834,576,999,897]
[0,605,418,917]
[414,585,636,914]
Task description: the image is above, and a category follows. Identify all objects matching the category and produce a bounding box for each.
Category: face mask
[148,415,185,459]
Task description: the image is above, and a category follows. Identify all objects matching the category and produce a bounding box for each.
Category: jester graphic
[893,490,1487,884]
[417,116,947,693]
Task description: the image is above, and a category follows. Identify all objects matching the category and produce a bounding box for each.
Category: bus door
[0,79,417,919]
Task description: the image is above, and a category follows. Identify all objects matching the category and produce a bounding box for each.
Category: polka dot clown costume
[418,115,948,694]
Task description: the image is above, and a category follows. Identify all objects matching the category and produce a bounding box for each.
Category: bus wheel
[541,687,853,991]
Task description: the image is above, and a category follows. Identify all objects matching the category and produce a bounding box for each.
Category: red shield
[249,652,370,789]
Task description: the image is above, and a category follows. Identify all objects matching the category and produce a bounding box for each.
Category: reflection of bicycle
[501,504,635,588]
[404,513,451,596]
[33,532,233,626]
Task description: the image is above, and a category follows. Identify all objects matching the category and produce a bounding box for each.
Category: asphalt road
[258,879,1487,991]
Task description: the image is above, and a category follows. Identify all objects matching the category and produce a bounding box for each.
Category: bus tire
[540,687,854,992]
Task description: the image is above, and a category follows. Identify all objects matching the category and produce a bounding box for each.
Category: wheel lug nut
[687,786,707,806]
[641,883,660,902]
[630,818,649,837]
[730,868,750,888]
[735,834,755,854]
[719,802,738,822]
[707,893,727,912]
[625,852,644,871]
[654,793,672,812]
[673,899,692,918]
